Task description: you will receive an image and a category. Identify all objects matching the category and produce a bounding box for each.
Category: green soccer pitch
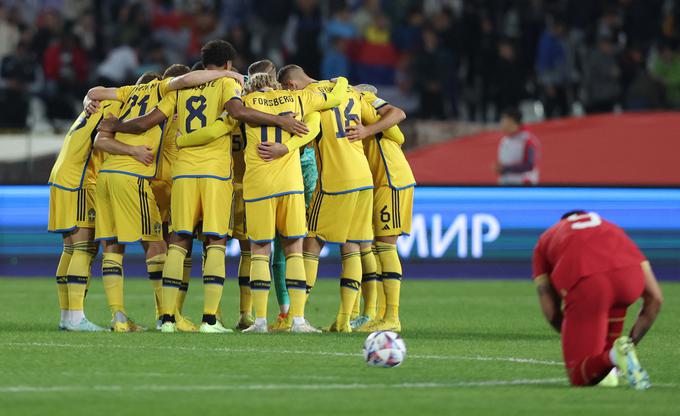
[0,278,678,415]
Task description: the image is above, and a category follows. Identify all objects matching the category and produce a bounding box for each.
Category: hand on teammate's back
[83,96,100,115]
[277,113,308,136]
[131,145,154,166]
[257,142,288,162]
[98,114,121,133]
[346,123,368,142]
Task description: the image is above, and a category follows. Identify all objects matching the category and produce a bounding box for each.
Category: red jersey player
[532,210,663,389]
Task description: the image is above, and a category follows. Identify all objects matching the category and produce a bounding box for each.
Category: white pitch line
[0,378,567,394]
[1,341,563,366]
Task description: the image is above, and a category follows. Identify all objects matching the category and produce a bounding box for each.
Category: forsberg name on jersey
[249,95,295,107]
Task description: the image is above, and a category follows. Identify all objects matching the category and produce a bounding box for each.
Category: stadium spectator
[651,39,680,109]
[536,18,570,118]
[496,107,540,186]
[622,46,665,110]
[283,0,323,79]
[0,5,20,60]
[414,28,453,119]
[42,32,88,122]
[583,36,622,113]
[0,0,678,125]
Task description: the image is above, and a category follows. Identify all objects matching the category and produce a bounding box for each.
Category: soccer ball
[363,331,406,368]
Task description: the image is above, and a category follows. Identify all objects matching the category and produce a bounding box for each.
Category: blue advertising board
[1,186,679,279]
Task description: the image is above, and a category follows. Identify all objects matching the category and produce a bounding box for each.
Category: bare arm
[93,131,154,165]
[99,109,168,135]
[167,69,245,91]
[87,86,118,101]
[630,261,663,345]
[534,274,562,333]
[224,99,309,136]
[257,111,321,161]
[346,104,406,142]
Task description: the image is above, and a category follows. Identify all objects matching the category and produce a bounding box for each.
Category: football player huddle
[47,39,415,335]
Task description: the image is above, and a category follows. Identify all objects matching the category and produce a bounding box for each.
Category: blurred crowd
[1,0,680,130]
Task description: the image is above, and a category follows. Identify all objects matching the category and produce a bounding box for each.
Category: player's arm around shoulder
[166,69,244,92]
[346,93,406,143]
[177,114,238,149]
[257,112,321,162]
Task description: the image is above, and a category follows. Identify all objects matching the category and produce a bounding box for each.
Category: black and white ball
[363,331,406,368]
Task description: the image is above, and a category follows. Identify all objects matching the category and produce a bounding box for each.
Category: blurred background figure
[496,107,540,186]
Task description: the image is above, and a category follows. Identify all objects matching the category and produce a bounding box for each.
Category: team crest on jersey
[154,222,162,235]
[88,209,96,222]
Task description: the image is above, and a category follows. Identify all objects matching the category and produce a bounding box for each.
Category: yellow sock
[250,254,271,319]
[376,241,401,321]
[285,253,307,319]
[203,245,226,316]
[66,241,96,311]
[238,250,252,314]
[351,288,361,319]
[102,252,125,314]
[146,253,166,318]
[374,246,386,319]
[176,257,192,314]
[303,251,319,300]
[360,247,378,319]
[161,245,186,317]
[56,244,73,311]
[338,251,361,323]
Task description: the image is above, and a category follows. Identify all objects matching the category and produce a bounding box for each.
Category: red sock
[605,308,626,350]
[568,352,614,386]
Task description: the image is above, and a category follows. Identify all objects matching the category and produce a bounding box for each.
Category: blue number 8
[185,96,208,133]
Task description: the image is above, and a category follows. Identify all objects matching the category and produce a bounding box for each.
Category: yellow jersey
[304,80,375,194]
[155,113,179,182]
[157,77,242,179]
[231,128,246,184]
[360,92,415,189]
[99,78,172,178]
[241,88,330,201]
[49,100,122,190]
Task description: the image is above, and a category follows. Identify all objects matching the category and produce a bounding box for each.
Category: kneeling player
[533,211,663,389]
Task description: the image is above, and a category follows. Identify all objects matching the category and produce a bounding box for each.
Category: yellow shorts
[95,173,163,243]
[48,185,96,233]
[373,186,414,237]
[307,188,373,244]
[245,192,307,243]
[231,181,247,241]
[150,179,172,224]
[171,177,233,238]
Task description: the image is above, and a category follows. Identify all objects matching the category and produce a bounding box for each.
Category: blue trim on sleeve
[243,190,304,203]
[48,183,81,192]
[374,102,388,110]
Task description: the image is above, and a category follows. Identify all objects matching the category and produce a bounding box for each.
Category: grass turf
[0,277,678,416]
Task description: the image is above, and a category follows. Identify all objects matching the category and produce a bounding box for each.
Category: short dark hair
[501,106,522,124]
[277,64,303,84]
[561,210,587,220]
[136,71,161,85]
[163,63,190,79]
[191,61,204,71]
[248,59,276,76]
[200,40,236,68]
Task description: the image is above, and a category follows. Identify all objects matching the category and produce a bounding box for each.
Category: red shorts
[561,265,644,380]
